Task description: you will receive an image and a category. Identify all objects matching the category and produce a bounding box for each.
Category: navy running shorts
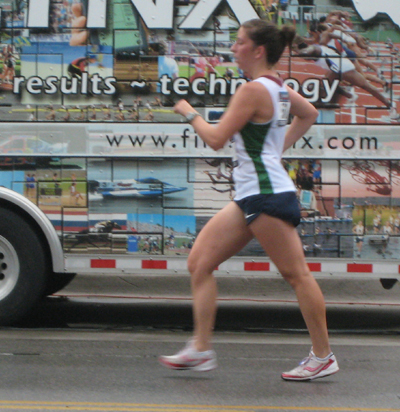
[234,191,301,227]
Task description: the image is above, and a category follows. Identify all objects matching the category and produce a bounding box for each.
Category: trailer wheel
[0,208,48,325]
[379,278,398,290]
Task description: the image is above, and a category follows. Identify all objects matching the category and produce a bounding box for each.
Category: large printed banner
[0,123,397,159]
[1,0,400,262]
[0,0,399,125]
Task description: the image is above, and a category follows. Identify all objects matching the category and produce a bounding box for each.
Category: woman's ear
[255,44,265,59]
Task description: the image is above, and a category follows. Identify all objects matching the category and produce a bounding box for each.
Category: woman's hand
[173,99,194,117]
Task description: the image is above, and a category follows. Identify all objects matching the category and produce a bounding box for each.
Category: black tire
[0,207,49,325]
[44,272,76,296]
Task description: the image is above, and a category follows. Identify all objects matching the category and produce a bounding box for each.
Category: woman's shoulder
[231,81,273,113]
[235,80,270,98]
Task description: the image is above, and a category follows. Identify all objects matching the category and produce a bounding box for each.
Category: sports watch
[185,112,200,123]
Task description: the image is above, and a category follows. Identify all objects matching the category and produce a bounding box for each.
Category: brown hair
[241,19,296,66]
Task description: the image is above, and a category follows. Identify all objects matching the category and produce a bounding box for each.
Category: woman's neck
[251,70,279,80]
[248,66,278,80]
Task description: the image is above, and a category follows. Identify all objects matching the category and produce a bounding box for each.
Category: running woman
[159,19,339,381]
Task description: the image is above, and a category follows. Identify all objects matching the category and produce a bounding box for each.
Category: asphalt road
[0,274,399,411]
[0,329,400,411]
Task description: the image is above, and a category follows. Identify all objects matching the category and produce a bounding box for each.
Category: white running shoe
[389,107,400,120]
[159,340,217,372]
[347,93,359,104]
[281,349,339,381]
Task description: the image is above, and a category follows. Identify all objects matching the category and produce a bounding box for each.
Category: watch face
[186,112,198,122]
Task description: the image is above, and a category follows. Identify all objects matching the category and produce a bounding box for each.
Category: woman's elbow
[311,106,319,121]
[210,141,226,151]
[207,136,228,151]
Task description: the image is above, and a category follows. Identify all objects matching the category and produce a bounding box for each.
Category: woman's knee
[187,254,213,284]
[187,252,198,274]
[280,265,311,288]
[187,254,199,276]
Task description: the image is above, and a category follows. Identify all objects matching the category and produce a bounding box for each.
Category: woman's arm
[283,86,319,152]
[174,81,268,151]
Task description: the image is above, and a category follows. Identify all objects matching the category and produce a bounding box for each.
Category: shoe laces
[299,353,313,366]
[174,340,195,357]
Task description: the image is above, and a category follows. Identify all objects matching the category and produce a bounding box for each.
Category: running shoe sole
[159,356,217,372]
[281,360,339,381]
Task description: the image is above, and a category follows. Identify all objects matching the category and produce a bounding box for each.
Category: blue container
[127,236,138,252]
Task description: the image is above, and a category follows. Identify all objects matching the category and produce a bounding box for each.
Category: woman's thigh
[249,214,308,277]
[188,202,254,273]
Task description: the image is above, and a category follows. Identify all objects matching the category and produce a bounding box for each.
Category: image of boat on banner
[89,177,187,198]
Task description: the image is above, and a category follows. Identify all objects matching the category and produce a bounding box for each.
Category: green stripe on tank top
[240,122,273,194]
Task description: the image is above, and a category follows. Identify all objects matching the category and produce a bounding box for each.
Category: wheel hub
[0,235,20,300]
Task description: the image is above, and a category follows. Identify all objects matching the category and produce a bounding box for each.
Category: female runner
[159,19,339,381]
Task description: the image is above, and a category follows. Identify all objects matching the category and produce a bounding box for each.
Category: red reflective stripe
[307,262,321,272]
[347,263,373,273]
[64,211,88,215]
[244,262,270,271]
[142,260,167,269]
[90,259,116,269]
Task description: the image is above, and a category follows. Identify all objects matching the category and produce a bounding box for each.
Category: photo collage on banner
[1,0,400,258]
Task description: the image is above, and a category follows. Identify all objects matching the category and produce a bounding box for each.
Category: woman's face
[231,27,257,72]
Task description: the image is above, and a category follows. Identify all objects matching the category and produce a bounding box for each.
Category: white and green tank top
[232,75,296,200]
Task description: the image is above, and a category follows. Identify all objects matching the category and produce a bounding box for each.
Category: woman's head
[240,19,296,66]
